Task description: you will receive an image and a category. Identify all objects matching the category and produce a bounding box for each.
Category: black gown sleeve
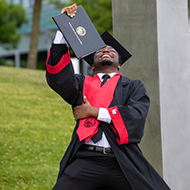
[46,44,84,106]
[108,80,150,144]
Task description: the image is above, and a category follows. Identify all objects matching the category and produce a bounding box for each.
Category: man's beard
[100,60,113,66]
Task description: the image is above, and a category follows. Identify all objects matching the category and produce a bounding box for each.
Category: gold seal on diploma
[76,26,86,36]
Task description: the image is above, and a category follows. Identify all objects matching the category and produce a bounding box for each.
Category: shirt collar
[97,72,117,80]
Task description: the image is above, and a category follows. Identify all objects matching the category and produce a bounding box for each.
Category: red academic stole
[76,72,121,142]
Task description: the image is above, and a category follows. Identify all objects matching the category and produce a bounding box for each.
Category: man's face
[93,45,120,70]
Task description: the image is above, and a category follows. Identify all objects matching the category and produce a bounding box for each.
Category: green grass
[0,66,75,190]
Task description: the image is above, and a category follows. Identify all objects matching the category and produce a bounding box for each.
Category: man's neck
[95,67,118,74]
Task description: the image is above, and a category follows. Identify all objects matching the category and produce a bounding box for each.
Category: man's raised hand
[61,3,77,18]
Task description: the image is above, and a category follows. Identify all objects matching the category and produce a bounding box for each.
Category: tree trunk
[27,0,42,69]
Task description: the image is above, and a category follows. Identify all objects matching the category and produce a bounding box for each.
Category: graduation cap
[83,31,132,65]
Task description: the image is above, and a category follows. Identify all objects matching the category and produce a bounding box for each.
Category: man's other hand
[61,3,77,18]
[74,96,99,120]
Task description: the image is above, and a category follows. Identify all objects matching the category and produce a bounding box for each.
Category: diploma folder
[52,5,106,59]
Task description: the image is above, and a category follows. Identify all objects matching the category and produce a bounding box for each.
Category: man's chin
[100,61,112,66]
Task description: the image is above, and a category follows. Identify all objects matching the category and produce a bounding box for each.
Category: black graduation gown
[46,44,171,190]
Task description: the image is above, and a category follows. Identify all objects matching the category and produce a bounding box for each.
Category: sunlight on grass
[0,66,75,189]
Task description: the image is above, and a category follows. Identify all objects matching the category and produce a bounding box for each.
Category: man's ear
[118,64,121,70]
[91,64,95,70]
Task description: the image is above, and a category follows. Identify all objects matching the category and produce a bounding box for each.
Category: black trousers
[52,149,132,190]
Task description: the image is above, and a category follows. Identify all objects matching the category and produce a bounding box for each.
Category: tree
[0,0,27,49]
[27,0,42,69]
[50,0,112,35]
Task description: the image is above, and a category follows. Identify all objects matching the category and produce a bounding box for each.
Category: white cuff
[53,30,67,44]
[97,108,111,124]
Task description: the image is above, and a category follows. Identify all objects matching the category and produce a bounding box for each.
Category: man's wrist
[90,107,99,118]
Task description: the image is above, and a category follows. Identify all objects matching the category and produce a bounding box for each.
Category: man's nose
[102,48,110,53]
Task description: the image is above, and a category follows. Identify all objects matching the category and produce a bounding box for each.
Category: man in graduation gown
[46,4,170,190]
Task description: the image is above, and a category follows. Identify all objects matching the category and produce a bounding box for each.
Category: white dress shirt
[53,30,67,44]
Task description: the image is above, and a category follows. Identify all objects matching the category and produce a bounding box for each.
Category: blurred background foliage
[0,0,112,69]
[0,0,28,49]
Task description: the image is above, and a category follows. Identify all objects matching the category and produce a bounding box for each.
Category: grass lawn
[0,66,75,190]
